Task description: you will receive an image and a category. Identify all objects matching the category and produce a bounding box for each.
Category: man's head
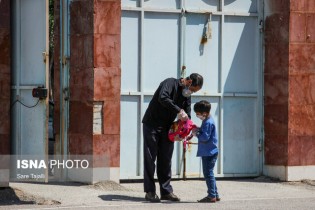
[183,73,203,95]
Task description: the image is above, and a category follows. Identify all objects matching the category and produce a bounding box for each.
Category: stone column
[65,0,121,183]
[264,0,315,181]
[0,0,11,187]
[287,0,315,180]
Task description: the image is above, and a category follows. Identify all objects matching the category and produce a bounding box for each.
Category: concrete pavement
[1,177,315,210]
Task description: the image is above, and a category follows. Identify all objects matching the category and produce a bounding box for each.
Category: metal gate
[121,0,263,179]
[11,0,49,181]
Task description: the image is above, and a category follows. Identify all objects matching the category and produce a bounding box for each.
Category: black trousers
[143,123,174,195]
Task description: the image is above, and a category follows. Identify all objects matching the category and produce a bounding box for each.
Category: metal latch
[42,52,48,63]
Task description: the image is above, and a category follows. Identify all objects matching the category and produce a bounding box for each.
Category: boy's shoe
[160,193,180,201]
[145,192,160,203]
[216,197,221,201]
[197,196,216,203]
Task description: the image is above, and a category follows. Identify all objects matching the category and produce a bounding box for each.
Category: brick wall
[264,0,315,167]
[288,0,315,165]
[0,0,11,187]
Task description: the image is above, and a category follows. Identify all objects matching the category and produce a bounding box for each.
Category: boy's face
[195,112,209,118]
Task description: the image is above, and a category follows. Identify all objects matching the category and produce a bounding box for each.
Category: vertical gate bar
[59,0,64,179]
[180,0,186,79]
[177,0,185,176]
[59,0,70,180]
[138,0,144,177]
[45,0,49,182]
[218,0,224,175]
[17,0,21,157]
[258,0,264,175]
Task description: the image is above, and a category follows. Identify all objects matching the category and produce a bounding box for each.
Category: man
[142,73,203,202]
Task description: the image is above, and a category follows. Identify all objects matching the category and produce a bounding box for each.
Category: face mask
[182,85,192,97]
[196,114,206,121]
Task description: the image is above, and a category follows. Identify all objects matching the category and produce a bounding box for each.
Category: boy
[193,100,220,203]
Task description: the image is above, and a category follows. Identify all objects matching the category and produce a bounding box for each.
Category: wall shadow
[0,187,35,205]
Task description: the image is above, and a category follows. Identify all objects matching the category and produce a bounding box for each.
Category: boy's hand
[192,128,199,136]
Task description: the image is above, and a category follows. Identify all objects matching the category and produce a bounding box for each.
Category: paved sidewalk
[1,177,315,210]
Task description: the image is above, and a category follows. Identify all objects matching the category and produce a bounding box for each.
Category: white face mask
[182,86,192,97]
[196,114,206,121]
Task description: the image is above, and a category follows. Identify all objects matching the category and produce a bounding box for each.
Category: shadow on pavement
[98,195,198,204]
[99,194,146,202]
[0,187,35,205]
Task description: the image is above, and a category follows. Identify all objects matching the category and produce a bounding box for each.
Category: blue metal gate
[121,0,263,179]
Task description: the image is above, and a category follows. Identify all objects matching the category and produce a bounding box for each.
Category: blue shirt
[196,116,218,157]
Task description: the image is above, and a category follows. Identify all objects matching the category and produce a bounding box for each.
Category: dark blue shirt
[196,116,218,157]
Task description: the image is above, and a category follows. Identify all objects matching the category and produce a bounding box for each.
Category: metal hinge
[259,19,264,33]
[63,87,69,101]
[258,138,262,151]
[62,56,70,66]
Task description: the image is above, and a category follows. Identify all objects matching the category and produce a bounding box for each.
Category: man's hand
[174,135,182,141]
[177,109,188,121]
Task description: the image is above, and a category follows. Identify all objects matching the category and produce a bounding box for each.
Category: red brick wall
[264,0,315,166]
[92,0,121,167]
[0,0,11,157]
[59,0,121,167]
[288,0,315,165]
[264,0,290,165]
[69,0,94,155]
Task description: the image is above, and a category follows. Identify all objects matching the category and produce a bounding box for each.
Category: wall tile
[94,67,121,101]
[264,104,288,136]
[289,44,315,71]
[70,67,94,101]
[290,13,306,42]
[69,101,93,135]
[290,0,305,11]
[265,0,290,13]
[0,134,10,155]
[264,135,288,165]
[0,30,10,65]
[94,34,121,68]
[288,136,315,165]
[306,14,315,43]
[103,100,120,135]
[264,74,288,105]
[70,35,94,68]
[306,0,315,12]
[264,43,289,75]
[70,0,94,35]
[264,14,289,44]
[0,0,10,14]
[94,0,121,35]
[289,104,315,136]
[289,74,315,105]
[69,133,93,155]
[93,134,120,167]
[0,73,10,99]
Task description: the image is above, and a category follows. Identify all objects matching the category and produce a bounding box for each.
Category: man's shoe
[160,193,180,201]
[197,196,216,203]
[216,197,221,201]
[145,192,160,203]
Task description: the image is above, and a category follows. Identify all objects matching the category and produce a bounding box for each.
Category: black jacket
[142,78,191,128]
